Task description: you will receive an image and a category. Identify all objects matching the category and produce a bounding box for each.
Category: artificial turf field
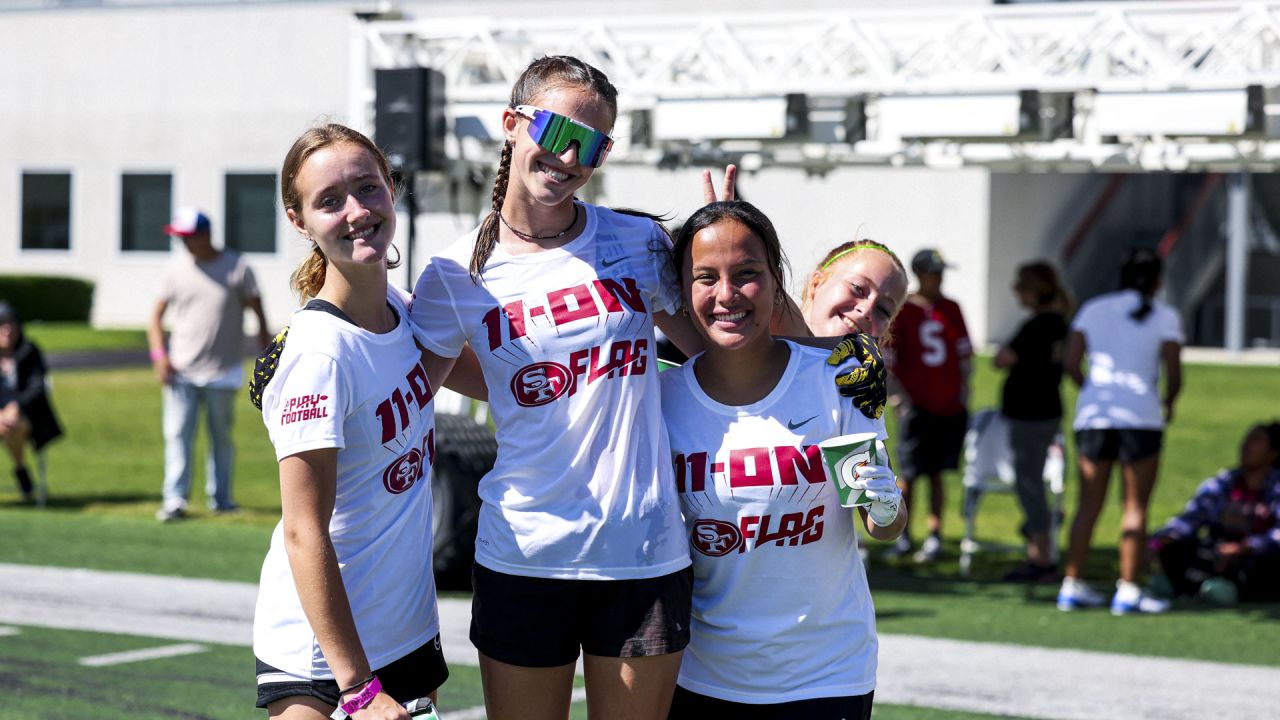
[2,333,1279,717]
[0,625,1004,720]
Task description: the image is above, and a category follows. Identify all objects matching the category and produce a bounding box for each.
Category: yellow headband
[821,244,897,271]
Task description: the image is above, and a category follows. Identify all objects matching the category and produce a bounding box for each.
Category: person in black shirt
[0,302,63,503]
[994,261,1071,582]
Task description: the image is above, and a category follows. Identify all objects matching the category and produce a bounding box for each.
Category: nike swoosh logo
[601,256,624,268]
[787,415,817,430]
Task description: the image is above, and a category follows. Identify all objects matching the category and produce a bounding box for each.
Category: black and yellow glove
[827,332,887,421]
[248,327,289,411]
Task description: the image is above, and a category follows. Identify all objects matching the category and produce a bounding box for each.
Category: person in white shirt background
[410,55,700,720]
[662,200,907,719]
[1057,248,1184,615]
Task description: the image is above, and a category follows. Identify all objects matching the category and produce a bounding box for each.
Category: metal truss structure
[355,1,1280,170]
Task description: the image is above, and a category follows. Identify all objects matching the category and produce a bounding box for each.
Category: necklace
[499,203,579,241]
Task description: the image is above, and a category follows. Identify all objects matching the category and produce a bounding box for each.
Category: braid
[470,141,513,282]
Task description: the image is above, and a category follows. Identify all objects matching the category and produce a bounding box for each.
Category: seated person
[1149,422,1280,604]
[0,302,63,503]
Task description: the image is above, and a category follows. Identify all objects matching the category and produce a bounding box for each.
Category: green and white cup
[818,432,881,507]
[657,358,681,373]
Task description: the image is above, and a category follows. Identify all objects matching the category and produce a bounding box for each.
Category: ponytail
[1120,248,1162,323]
[291,245,327,301]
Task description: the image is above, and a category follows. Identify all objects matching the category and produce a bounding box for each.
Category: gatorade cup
[818,432,881,507]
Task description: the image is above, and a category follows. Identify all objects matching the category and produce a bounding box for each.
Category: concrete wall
[0,3,357,330]
[986,172,1097,346]
[603,165,994,345]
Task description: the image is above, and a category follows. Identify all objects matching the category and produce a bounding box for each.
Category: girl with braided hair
[410,55,696,720]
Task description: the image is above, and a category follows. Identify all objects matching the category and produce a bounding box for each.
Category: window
[225,173,277,253]
[121,173,172,252]
[21,173,71,250]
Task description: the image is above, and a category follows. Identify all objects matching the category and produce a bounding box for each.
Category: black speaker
[374,67,447,172]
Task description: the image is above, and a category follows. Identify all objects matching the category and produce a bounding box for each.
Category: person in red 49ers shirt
[886,249,972,562]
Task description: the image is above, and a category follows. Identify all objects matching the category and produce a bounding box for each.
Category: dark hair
[0,302,23,352]
[672,201,790,298]
[281,123,400,300]
[1015,260,1074,316]
[1120,248,1163,322]
[469,55,620,281]
[1254,422,1280,468]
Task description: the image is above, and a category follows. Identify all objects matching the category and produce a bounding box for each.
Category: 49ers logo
[691,519,742,557]
[511,362,572,407]
[382,429,434,494]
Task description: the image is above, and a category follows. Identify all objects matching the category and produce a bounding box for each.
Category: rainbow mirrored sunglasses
[514,105,614,168]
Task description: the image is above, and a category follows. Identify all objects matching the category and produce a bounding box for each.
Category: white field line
[6,563,1280,720]
[79,642,208,667]
[446,688,588,720]
[0,627,20,637]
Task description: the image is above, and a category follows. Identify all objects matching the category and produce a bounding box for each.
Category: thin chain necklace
[500,202,579,241]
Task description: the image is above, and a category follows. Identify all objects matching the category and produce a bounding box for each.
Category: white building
[4,0,1278,350]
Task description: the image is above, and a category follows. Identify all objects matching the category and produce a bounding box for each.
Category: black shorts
[254,634,448,709]
[1075,428,1163,463]
[897,406,968,478]
[470,563,693,668]
[668,685,874,720]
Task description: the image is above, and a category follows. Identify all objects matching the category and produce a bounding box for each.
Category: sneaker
[1199,577,1239,607]
[883,534,913,559]
[912,534,942,563]
[1111,590,1170,615]
[1057,578,1107,611]
[155,506,188,523]
[1001,562,1060,584]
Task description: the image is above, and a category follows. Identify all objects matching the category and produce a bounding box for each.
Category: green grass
[1,359,1278,670]
[0,625,997,720]
[22,322,148,354]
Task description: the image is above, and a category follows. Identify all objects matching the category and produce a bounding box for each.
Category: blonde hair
[802,239,907,310]
[1015,260,1074,316]
[281,123,399,300]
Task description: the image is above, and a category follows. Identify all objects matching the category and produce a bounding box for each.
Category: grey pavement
[46,349,150,370]
[3,562,1279,719]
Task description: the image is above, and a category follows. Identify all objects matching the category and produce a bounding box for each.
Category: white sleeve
[1159,305,1185,344]
[264,351,347,461]
[409,259,468,358]
[647,221,681,315]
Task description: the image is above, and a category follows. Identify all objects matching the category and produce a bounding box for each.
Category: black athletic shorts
[668,685,874,720]
[254,634,448,709]
[470,563,693,668]
[1075,428,1163,463]
[897,406,968,478]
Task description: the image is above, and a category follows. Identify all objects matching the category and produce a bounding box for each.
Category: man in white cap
[148,207,270,521]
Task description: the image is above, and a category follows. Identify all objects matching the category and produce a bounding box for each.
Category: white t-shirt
[1072,290,1184,430]
[661,341,885,704]
[253,286,440,679]
[410,201,689,580]
[158,250,260,388]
